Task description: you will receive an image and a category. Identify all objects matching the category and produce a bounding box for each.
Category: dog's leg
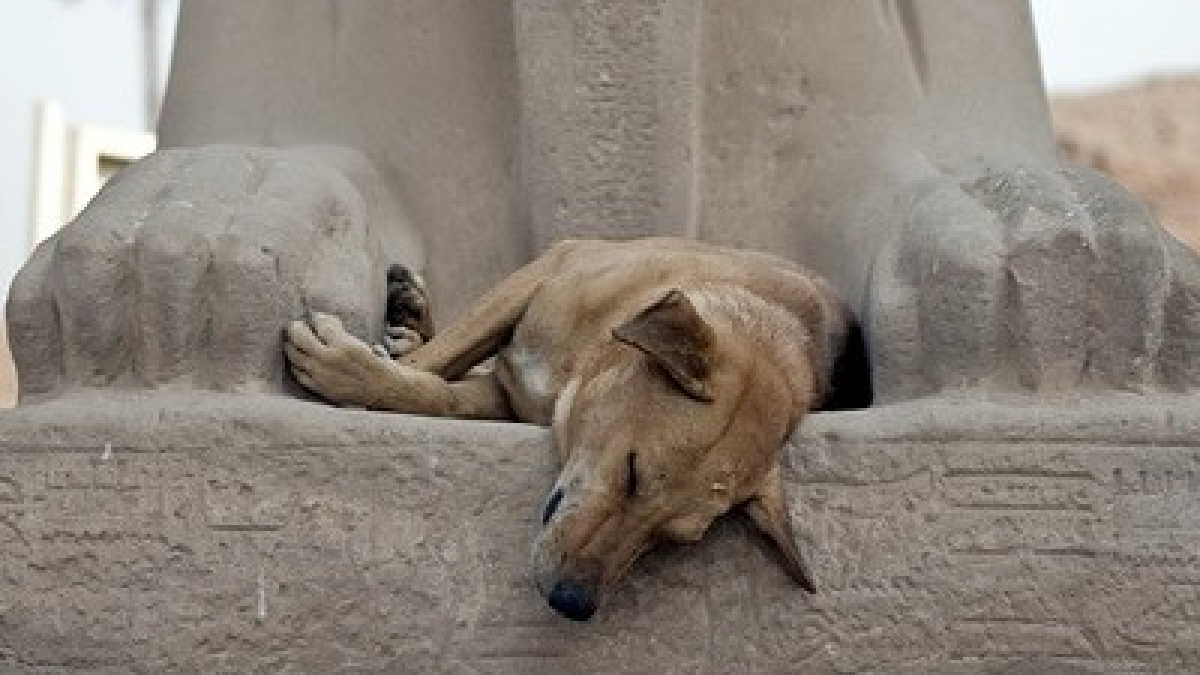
[445,372,513,419]
[285,312,511,418]
[402,240,576,380]
[285,242,574,416]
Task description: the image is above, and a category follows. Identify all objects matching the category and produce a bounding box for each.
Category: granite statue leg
[6,145,419,400]
[867,166,1200,402]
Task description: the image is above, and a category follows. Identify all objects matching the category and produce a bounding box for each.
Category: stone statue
[4,1,1200,671]
[9,0,1200,404]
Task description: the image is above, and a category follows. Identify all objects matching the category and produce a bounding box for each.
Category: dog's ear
[743,464,817,593]
[613,289,715,402]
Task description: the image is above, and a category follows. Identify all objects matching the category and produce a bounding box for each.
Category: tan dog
[283,237,870,620]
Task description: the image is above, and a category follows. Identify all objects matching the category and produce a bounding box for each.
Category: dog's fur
[284,237,870,620]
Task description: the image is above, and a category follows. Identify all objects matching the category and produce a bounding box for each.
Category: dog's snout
[547,579,597,621]
[541,488,564,525]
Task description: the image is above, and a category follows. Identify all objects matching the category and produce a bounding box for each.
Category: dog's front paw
[284,311,394,407]
[379,324,425,359]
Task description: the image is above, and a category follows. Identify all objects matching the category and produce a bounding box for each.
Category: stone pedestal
[3,394,1198,673]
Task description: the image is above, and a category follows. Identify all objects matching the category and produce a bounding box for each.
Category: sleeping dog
[283,237,870,620]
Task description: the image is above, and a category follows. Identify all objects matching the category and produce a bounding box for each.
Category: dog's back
[494,238,867,424]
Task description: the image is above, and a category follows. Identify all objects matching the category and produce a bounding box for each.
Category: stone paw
[4,144,421,401]
[867,165,1200,402]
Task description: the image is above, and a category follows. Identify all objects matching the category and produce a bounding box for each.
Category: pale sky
[0,0,176,303]
[3,1,1200,302]
[1032,0,1200,93]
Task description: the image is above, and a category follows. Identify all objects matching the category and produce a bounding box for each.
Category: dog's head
[533,287,820,621]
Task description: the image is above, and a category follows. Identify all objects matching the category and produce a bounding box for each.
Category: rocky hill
[2,77,1199,409]
[1054,75,1200,250]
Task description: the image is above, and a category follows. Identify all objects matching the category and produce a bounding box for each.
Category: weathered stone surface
[0,322,13,409]
[160,0,525,327]
[866,165,1200,402]
[514,0,702,245]
[16,2,1200,406]
[5,145,418,402]
[3,394,1200,673]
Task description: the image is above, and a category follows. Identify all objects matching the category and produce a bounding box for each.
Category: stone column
[515,0,703,246]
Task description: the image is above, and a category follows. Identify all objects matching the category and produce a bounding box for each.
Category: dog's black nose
[547,580,596,621]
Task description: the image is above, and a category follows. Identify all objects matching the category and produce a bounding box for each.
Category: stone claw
[866,165,1200,402]
[5,144,415,399]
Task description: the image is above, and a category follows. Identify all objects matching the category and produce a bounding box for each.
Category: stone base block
[2,393,1200,673]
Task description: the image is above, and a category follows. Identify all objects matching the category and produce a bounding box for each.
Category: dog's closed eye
[542,488,564,525]
[626,453,639,498]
